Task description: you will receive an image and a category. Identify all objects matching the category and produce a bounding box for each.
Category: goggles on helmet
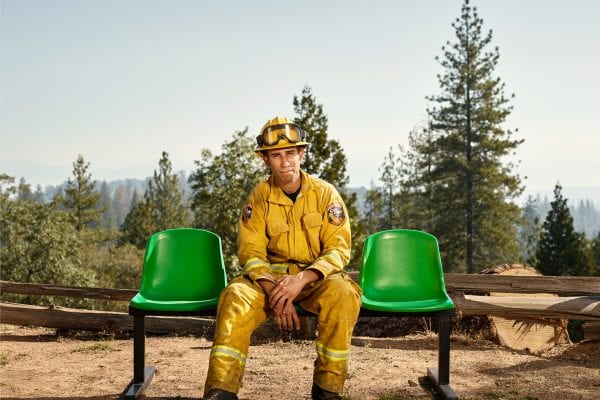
[256,123,305,147]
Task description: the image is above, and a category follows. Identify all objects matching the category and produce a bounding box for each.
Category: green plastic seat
[130,228,227,313]
[359,229,454,313]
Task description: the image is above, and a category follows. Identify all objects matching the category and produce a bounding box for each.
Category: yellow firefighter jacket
[238,170,350,283]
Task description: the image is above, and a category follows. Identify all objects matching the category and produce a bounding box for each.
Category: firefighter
[203,116,362,400]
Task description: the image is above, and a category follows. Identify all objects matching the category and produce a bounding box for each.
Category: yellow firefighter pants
[203,271,361,396]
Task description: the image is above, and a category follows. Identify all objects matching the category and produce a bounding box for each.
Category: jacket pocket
[302,213,323,230]
[266,219,290,238]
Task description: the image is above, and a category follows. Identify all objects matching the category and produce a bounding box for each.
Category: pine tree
[425,0,523,272]
[59,155,103,231]
[16,177,34,201]
[519,195,542,265]
[98,181,117,230]
[535,184,592,276]
[120,195,155,249]
[112,185,129,228]
[147,151,190,230]
[293,86,364,268]
[189,128,267,275]
[120,152,190,248]
[378,147,401,230]
[362,182,385,236]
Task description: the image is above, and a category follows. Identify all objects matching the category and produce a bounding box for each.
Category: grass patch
[0,353,9,366]
[72,342,120,353]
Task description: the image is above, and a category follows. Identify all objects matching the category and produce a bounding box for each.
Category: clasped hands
[261,270,319,331]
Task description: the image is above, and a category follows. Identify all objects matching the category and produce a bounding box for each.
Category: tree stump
[480,264,570,353]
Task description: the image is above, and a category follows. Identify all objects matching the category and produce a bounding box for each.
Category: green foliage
[120,194,155,248]
[120,151,190,248]
[147,151,191,229]
[518,196,542,265]
[362,186,385,236]
[1,175,96,307]
[423,0,523,272]
[293,85,349,188]
[189,128,267,276]
[293,86,364,269]
[534,184,592,276]
[57,155,103,231]
[378,147,402,230]
[98,181,117,230]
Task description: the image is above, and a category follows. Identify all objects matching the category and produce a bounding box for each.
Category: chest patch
[327,202,345,226]
[242,203,253,223]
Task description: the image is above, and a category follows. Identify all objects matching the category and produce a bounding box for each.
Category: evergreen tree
[378,147,402,230]
[402,125,439,233]
[16,177,34,201]
[535,184,592,276]
[120,152,190,248]
[59,155,103,231]
[362,182,385,236]
[293,86,364,268]
[147,151,190,230]
[189,128,267,275]
[425,0,522,272]
[33,184,45,203]
[112,185,129,228]
[518,195,542,265]
[98,181,117,230]
[120,190,154,248]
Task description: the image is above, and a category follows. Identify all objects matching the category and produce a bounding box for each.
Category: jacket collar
[267,169,313,205]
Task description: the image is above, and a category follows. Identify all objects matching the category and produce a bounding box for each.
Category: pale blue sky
[1,0,599,201]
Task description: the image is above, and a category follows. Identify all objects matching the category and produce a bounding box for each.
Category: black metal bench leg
[426,314,458,400]
[123,314,155,399]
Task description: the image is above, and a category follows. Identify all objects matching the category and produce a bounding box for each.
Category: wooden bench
[123,228,458,400]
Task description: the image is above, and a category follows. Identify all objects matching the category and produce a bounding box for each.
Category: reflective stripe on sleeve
[210,345,247,366]
[316,341,349,361]
[321,250,343,268]
[243,257,269,272]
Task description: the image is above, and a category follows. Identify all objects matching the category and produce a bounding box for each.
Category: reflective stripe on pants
[203,272,361,396]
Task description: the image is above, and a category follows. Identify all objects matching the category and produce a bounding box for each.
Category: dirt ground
[0,323,599,400]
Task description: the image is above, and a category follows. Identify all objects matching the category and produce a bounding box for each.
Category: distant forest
[37,174,600,239]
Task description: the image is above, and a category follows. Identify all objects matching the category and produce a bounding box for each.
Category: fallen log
[482,264,570,353]
[454,294,600,321]
[0,302,215,335]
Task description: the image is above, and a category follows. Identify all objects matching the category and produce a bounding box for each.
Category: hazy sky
[1,0,599,201]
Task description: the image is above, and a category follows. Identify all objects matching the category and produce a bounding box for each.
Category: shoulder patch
[242,203,253,223]
[327,202,345,226]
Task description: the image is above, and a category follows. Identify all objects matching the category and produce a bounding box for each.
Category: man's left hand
[269,270,319,330]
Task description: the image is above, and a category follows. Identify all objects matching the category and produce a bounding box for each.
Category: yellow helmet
[255,116,309,152]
